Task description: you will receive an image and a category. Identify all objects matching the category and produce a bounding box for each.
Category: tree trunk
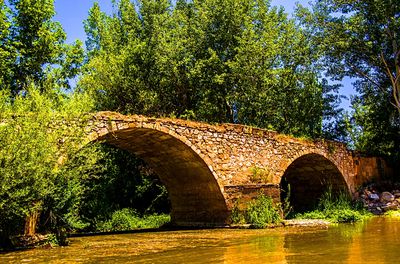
[24,210,40,236]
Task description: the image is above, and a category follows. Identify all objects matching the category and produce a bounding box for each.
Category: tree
[0,87,101,248]
[81,0,337,138]
[297,0,400,157]
[0,0,14,89]
[0,0,84,95]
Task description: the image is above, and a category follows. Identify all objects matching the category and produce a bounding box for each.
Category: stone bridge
[87,112,393,226]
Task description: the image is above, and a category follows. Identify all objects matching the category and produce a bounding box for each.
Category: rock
[371,207,383,215]
[381,192,395,203]
[368,193,379,201]
[381,203,398,212]
[283,219,330,227]
[394,192,400,198]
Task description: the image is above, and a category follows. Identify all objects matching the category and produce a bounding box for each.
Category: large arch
[280,153,349,212]
[96,127,229,226]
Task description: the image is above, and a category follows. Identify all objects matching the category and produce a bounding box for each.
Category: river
[1,217,399,263]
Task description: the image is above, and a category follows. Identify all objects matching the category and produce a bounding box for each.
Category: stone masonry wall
[87,111,393,223]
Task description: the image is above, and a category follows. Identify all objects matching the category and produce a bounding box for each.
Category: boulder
[380,192,395,203]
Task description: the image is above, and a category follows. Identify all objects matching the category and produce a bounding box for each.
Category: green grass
[96,208,170,232]
[294,188,372,223]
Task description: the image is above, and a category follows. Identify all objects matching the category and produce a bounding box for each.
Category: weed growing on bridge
[249,166,272,183]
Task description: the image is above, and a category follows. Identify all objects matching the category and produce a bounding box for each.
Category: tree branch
[347,61,384,91]
[380,52,400,113]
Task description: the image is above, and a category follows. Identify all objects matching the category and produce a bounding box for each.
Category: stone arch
[94,125,229,226]
[280,153,349,212]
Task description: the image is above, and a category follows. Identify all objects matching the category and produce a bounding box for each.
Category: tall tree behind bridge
[81,0,341,138]
[297,0,400,159]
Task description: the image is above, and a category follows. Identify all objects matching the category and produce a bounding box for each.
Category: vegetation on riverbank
[231,195,282,228]
[231,189,373,229]
[293,189,372,223]
[95,209,170,232]
[384,211,400,218]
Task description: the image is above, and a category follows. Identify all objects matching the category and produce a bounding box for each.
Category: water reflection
[1,217,399,263]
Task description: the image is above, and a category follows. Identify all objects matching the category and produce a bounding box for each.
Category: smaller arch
[280,153,349,212]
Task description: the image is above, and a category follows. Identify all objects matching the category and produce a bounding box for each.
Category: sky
[54,0,353,109]
[54,0,305,44]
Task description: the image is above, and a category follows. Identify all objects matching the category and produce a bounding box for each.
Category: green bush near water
[96,209,170,232]
[246,195,282,228]
[295,188,372,223]
[231,195,282,228]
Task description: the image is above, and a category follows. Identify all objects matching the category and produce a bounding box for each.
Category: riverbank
[356,184,400,215]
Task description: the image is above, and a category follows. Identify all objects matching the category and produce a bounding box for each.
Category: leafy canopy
[81,0,341,138]
[0,0,84,94]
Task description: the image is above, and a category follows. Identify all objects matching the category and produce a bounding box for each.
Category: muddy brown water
[1,217,399,263]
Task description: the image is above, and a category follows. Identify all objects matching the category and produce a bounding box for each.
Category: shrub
[96,209,170,232]
[110,209,140,231]
[230,200,246,224]
[143,214,170,228]
[246,195,282,228]
[333,209,363,223]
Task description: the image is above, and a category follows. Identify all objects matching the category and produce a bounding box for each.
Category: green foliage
[245,195,282,228]
[75,144,170,232]
[0,86,100,245]
[249,166,272,183]
[281,184,293,218]
[295,188,372,223]
[230,195,282,228]
[0,0,84,94]
[384,211,400,218]
[0,86,170,244]
[80,0,339,138]
[96,208,170,232]
[230,200,246,225]
[297,0,400,159]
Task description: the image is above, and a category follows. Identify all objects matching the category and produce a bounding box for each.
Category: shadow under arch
[280,153,349,212]
[96,127,229,226]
